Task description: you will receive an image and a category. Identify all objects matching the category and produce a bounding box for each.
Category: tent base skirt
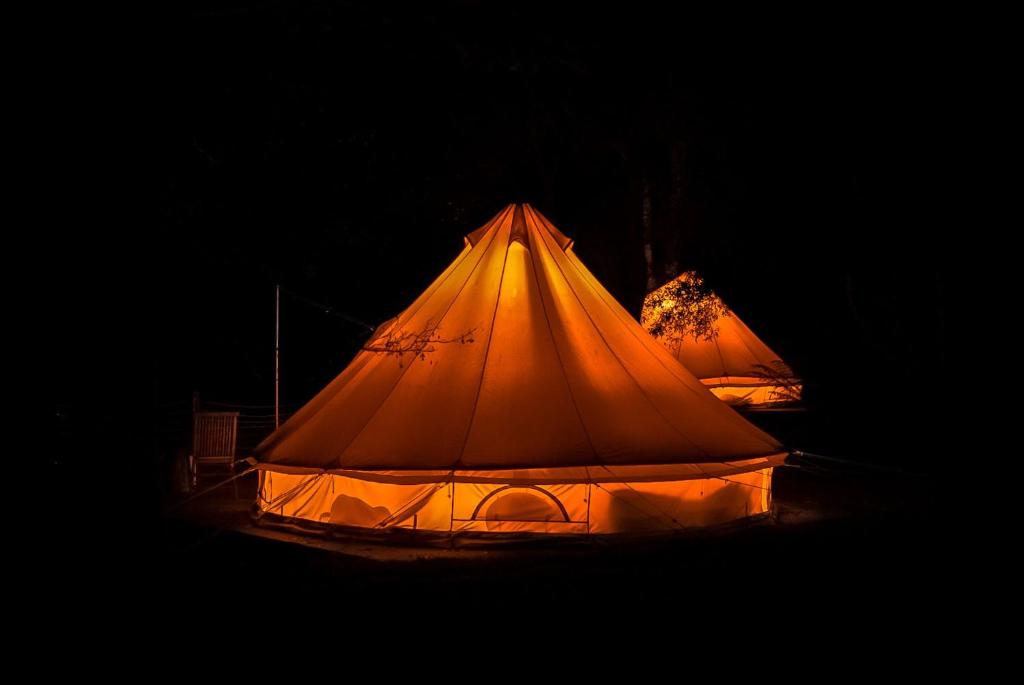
[705,381,803,407]
[255,467,773,539]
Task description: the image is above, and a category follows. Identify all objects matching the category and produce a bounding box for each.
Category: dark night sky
[51,2,955,495]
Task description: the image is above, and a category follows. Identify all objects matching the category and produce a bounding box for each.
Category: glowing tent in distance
[641,272,801,407]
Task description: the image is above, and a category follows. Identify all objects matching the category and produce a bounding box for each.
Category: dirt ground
[135,457,955,634]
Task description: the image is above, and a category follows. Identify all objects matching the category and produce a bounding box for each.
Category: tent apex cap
[463,203,574,251]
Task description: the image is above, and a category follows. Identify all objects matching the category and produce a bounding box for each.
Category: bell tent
[641,272,802,407]
[253,204,787,537]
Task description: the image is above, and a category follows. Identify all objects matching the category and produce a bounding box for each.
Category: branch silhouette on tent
[362,321,476,366]
[749,361,803,404]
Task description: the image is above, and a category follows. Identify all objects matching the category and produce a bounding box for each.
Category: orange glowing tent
[641,272,802,407]
[253,204,787,538]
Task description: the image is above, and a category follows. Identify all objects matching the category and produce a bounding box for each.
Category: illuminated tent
[641,272,802,407]
[253,204,786,537]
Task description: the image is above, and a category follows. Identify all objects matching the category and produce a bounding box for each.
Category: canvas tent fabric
[641,273,802,407]
[253,204,786,536]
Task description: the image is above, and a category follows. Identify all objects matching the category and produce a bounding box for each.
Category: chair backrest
[192,411,239,459]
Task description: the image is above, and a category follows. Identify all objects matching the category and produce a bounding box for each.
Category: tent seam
[523,208,602,464]
[332,207,513,466]
[560,243,778,453]
[258,218,491,456]
[456,220,514,465]
[527,206,714,462]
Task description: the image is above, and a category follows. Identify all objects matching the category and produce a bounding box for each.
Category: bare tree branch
[363,321,476,366]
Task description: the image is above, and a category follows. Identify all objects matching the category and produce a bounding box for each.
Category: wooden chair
[190,411,240,496]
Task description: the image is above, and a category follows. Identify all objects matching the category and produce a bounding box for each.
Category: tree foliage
[641,272,729,344]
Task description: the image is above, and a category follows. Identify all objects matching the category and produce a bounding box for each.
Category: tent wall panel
[258,468,772,535]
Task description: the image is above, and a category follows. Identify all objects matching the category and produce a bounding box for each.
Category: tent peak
[464,204,574,251]
[510,204,529,248]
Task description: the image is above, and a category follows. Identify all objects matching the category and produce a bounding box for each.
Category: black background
[50,1,956,522]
